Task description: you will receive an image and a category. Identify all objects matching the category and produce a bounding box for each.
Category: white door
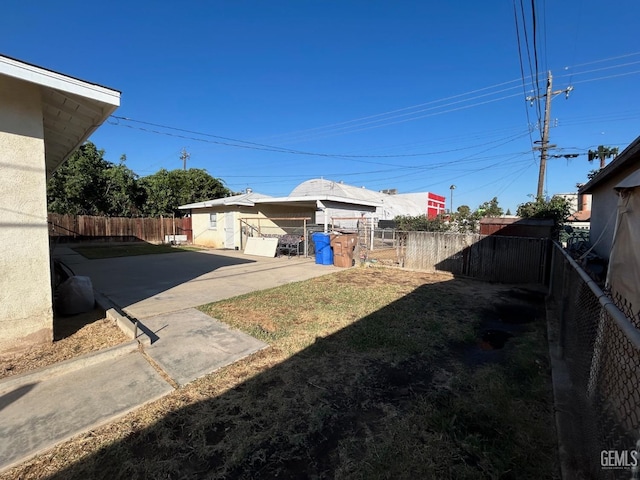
[224,212,235,248]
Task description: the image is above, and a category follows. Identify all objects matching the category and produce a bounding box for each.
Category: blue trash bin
[312,232,333,265]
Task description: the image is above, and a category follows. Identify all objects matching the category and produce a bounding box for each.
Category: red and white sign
[427,192,446,219]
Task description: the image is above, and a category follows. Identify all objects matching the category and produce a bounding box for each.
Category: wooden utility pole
[537,75,553,200]
[527,71,573,199]
[180,148,190,171]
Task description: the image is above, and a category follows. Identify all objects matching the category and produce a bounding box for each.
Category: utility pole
[526,71,573,199]
[180,148,190,171]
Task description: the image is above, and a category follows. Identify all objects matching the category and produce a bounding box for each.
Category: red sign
[427,192,446,219]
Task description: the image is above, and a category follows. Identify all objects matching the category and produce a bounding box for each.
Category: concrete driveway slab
[0,351,172,472]
[55,247,340,319]
[142,308,267,387]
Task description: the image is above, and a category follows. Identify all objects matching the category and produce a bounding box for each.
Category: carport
[179,192,380,251]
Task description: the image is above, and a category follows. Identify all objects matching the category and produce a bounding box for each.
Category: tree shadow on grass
[44,278,557,480]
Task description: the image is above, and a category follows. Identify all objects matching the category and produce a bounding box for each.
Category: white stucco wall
[0,76,53,352]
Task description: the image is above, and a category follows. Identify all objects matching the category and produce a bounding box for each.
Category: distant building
[289,179,445,228]
[556,192,592,214]
[427,193,446,219]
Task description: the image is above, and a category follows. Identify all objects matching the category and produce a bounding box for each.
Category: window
[209,213,217,230]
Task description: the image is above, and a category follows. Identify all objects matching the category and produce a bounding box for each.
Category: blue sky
[3,1,639,212]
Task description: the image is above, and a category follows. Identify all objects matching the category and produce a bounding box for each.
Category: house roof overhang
[579,135,640,194]
[0,54,121,176]
[255,195,380,210]
[179,194,381,211]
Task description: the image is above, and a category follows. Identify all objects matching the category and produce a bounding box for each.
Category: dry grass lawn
[1,268,558,479]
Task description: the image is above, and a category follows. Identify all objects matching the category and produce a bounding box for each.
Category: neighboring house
[289,179,446,227]
[579,136,640,259]
[556,192,592,216]
[179,190,379,249]
[0,55,120,352]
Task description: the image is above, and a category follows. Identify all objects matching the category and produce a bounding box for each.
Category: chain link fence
[548,242,640,479]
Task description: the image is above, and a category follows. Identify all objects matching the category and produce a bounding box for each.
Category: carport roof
[179,192,381,210]
[0,54,121,176]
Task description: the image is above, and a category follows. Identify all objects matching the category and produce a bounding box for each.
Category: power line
[567,51,640,70]
[108,116,529,164]
[557,60,640,80]
[274,92,524,144]
[513,0,538,163]
[258,78,525,143]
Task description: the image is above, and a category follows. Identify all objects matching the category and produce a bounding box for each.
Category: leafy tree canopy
[453,205,481,233]
[516,195,572,238]
[139,168,230,217]
[393,197,505,233]
[394,214,451,232]
[47,142,230,217]
[47,142,141,216]
[476,197,503,217]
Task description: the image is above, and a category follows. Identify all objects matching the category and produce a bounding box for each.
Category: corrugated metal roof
[179,191,381,210]
[290,179,434,218]
[179,192,273,209]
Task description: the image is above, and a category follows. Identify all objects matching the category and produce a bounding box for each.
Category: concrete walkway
[0,246,338,472]
[0,343,171,471]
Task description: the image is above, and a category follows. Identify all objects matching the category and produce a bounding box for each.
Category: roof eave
[0,55,121,176]
[255,195,382,208]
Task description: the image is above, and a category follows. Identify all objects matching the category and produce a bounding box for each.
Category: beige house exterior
[0,55,119,353]
[180,191,379,250]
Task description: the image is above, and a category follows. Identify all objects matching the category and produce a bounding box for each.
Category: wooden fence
[48,213,192,244]
[403,231,550,284]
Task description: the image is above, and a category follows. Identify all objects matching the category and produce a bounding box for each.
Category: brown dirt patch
[0,309,130,380]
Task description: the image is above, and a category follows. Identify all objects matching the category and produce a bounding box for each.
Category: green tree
[453,205,481,233]
[47,143,144,216]
[47,142,111,215]
[587,169,601,181]
[456,205,471,217]
[516,195,572,239]
[103,155,146,216]
[588,145,618,169]
[394,214,451,232]
[139,168,230,217]
[476,197,503,217]
[48,142,231,218]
